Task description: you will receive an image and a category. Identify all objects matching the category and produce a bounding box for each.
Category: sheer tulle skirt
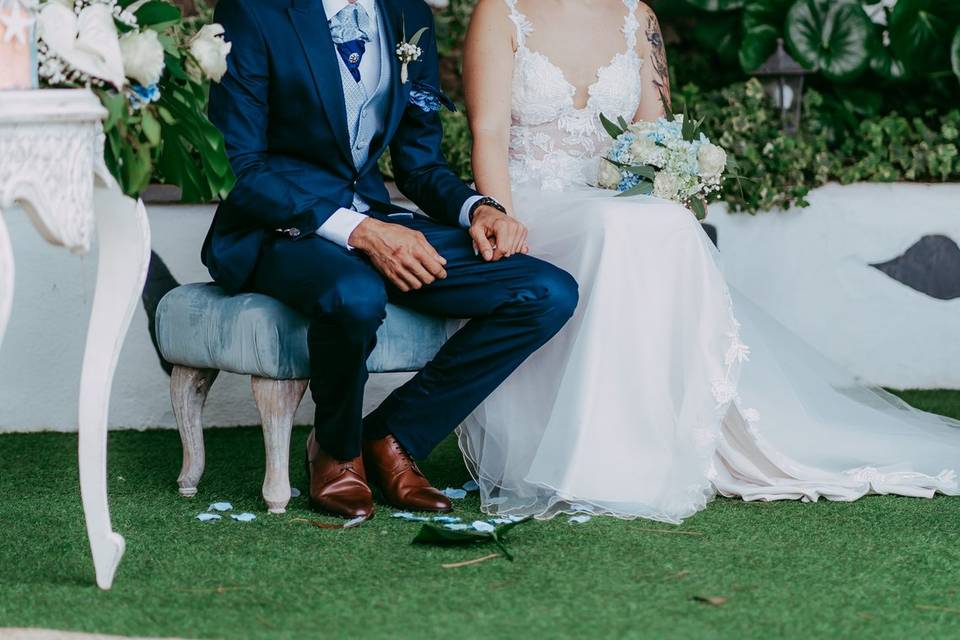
[456,186,960,523]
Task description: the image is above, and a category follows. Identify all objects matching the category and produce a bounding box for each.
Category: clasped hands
[348,206,528,292]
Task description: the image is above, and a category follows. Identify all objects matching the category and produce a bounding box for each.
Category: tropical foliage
[37,0,233,200]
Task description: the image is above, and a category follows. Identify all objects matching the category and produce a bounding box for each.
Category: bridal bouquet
[596,105,732,220]
[35,0,233,200]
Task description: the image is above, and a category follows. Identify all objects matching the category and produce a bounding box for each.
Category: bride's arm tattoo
[645,12,671,110]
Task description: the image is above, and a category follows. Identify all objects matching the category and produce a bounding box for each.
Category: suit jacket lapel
[288,0,353,165]
[377,0,411,143]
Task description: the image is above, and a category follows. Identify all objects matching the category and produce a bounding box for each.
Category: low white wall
[709,182,960,389]
[0,203,409,432]
[0,182,956,432]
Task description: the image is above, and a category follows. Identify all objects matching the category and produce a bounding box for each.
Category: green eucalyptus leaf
[626,165,657,180]
[786,0,874,81]
[689,195,707,220]
[615,181,654,197]
[408,26,429,47]
[599,113,624,139]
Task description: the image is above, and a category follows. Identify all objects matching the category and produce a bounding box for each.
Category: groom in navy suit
[203,0,578,517]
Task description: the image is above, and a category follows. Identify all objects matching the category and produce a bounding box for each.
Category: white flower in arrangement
[697,143,727,180]
[118,27,164,86]
[189,22,231,83]
[37,0,126,87]
[629,136,664,167]
[597,159,622,189]
[653,171,680,200]
[597,109,734,220]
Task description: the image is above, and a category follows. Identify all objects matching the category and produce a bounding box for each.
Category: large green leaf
[134,1,181,29]
[952,26,960,85]
[740,24,780,71]
[785,0,874,81]
[739,0,793,72]
[888,0,960,70]
[683,0,744,11]
[692,11,742,63]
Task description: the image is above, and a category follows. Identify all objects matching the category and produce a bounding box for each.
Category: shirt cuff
[316,208,368,250]
[459,195,484,228]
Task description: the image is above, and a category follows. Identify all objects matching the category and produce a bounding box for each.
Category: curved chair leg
[171,366,219,497]
[251,376,309,514]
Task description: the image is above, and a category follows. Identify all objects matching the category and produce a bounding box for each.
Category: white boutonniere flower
[396,14,427,84]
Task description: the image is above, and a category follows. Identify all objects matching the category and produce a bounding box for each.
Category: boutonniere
[396,14,427,84]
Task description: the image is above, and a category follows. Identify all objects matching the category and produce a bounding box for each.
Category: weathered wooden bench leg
[171,365,219,497]
[252,376,309,514]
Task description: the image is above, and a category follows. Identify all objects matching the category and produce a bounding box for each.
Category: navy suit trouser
[249,215,578,460]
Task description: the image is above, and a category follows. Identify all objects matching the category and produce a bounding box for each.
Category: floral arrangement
[596,104,734,220]
[35,0,233,200]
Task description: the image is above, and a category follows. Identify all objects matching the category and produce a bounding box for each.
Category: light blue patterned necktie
[328,2,373,45]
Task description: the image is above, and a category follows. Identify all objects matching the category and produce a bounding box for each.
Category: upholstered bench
[155,282,447,513]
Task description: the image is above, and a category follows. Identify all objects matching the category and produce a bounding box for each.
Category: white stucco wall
[0,182,956,432]
[709,183,960,389]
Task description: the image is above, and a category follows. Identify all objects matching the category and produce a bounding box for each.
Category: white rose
[629,136,662,166]
[189,23,232,83]
[697,143,727,179]
[597,159,622,189]
[119,29,165,86]
[653,171,681,200]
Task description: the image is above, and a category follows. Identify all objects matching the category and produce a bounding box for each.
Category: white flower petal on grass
[471,521,495,533]
[343,516,366,528]
[196,513,221,522]
[208,502,233,511]
[441,488,467,499]
[231,512,256,522]
[392,512,428,522]
[433,515,461,523]
[290,487,301,498]
[568,515,592,524]
[444,523,470,531]
[462,480,479,492]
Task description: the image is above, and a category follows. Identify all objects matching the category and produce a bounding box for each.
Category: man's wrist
[468,196,507,224]
[348,217,381,251]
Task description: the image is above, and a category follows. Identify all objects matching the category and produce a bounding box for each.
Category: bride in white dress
[456,0,960,523]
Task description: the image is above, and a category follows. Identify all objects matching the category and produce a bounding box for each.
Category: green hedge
[413,0,960,214]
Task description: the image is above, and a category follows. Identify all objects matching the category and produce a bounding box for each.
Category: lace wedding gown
[456,0,960,523]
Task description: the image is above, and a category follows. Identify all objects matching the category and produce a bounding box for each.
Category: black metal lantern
[752,39,810,135]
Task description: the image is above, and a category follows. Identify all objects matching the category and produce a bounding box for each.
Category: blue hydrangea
[610,132,637,164]
[128,83,160,110]
[617,173,641,193]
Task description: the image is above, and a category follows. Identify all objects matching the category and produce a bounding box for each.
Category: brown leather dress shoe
[305,432,374,519]
[362,435,452,512]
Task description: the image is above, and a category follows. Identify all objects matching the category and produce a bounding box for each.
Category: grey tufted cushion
[156,283,448,379]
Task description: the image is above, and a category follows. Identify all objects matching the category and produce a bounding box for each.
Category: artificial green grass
[2,390,960,639]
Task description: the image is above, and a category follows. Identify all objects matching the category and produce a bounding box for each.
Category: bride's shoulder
[469,0,516,35]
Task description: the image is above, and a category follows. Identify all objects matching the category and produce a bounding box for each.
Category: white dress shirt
[316,0,480,249]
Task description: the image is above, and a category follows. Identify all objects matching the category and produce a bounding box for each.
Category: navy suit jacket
[202,0,478,293]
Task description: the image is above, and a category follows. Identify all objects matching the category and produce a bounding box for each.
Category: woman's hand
[469,205,529,261]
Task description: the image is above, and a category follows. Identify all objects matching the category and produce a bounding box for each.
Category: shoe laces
[389,438,422,475]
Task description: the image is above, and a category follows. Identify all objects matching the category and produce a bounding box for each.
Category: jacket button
[287,228,301,237]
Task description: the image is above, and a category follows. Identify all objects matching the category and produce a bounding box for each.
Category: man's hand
[349,218,447,292]
[469,206,529,262]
